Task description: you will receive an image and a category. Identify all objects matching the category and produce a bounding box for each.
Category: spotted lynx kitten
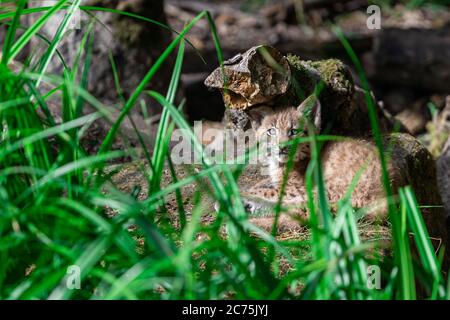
[242,95,402,228]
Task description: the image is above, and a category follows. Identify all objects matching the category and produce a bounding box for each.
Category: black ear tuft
[297,95,322,132]
[247,105,273,130]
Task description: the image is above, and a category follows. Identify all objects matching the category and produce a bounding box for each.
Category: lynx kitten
[242,95,402,229]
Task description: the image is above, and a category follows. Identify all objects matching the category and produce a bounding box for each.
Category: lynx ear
[297,95,321,132]
[247,105,273,129]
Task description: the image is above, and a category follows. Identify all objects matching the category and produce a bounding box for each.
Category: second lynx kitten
[243,95,402,227]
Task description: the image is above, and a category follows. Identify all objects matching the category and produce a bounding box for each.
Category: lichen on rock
[204,45,291,111]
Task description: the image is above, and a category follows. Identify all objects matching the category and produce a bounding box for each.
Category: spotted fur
[243,98,402,230]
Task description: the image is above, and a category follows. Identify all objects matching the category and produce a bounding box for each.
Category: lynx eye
[267,128,276,136]
[289,128,299,136]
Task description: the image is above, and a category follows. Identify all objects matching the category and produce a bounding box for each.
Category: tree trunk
[28,0,173,115]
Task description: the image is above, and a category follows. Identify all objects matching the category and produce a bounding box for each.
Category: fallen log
[373,25,450,94]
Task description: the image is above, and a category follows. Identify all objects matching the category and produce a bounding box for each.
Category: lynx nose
[280,147,289,155]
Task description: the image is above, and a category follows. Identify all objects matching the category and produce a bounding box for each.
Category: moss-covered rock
[284,55,354,106]
[385,133,450,269]
[205,45,399,136]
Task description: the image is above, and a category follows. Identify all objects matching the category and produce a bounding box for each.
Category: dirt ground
[109,161,392,247]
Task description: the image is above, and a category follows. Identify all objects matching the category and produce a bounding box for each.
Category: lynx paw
[242,197,274,216]
[215,199,261,214]
[243,200,256,213]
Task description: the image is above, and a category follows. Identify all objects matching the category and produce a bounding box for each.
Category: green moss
[286,54,315,95]
[309,59,353,94]
[285,55,354,106]
[388,132,423,156]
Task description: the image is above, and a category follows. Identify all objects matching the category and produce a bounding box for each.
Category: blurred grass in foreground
[0,1,448,299]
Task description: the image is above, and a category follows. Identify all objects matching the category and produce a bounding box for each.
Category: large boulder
[205,45,401,136]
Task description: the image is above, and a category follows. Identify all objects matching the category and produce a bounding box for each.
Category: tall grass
[0,1,448,300]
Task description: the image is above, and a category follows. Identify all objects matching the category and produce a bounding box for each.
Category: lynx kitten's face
[249,96,320,165]
[255,107,310,164]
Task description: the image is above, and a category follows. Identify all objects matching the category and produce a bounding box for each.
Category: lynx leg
[241,179,309,232]
[241,179,281,215]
